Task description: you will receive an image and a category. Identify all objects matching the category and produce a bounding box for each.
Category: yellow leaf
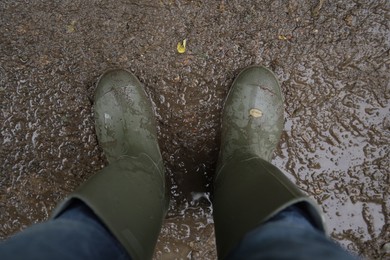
[177,39,187,54]
[67,20,76,33]
[278,35,287,40]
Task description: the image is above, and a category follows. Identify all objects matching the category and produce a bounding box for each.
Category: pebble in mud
[382,242,390,254]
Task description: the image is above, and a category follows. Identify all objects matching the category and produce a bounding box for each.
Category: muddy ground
[0,0,389,259]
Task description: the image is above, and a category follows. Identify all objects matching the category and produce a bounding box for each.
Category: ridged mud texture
[0,0,389,259]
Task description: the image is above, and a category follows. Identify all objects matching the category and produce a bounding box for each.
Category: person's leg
[213,153,327,259]
[212,66,353,259]
[227,205,357,260]
[0,200,130,260]
[51,69,168,260]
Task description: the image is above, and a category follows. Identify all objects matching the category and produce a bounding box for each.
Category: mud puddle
[1,0,389,258]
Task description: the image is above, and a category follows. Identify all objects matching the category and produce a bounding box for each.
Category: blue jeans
[227,206,358,260]
[0,201,130,260]
[0,202,356,260]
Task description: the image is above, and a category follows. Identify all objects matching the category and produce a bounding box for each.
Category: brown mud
[1,0,389,259]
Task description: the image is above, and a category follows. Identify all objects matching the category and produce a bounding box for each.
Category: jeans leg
[227,205,358,260]
[0,200,131,260]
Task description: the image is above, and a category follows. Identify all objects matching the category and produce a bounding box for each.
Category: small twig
[312,0,325,17]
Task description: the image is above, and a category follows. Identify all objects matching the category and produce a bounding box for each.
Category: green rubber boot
[52,69,168,260]
[213,66,326,259]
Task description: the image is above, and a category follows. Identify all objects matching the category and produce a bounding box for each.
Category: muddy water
[0,0,389,259]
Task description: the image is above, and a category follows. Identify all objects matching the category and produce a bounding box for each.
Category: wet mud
[1,0,389,259]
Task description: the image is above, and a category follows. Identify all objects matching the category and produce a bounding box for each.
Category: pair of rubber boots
[52,67,325,259]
